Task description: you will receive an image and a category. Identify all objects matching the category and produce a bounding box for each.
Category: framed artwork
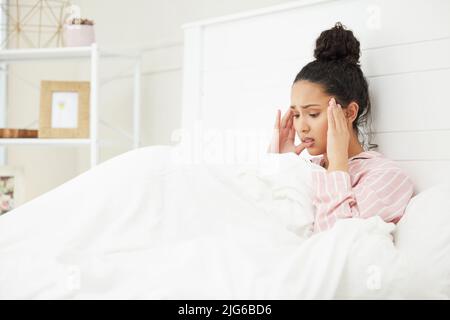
[0,166,24,215]
[0,0,72,49]
[39,80,90,138]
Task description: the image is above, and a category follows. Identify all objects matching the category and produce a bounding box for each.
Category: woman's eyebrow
[290,104,322,111]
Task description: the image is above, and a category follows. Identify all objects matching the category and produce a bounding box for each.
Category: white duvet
[0,145,421,299]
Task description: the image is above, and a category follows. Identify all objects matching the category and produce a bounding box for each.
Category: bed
[0,0,449,299]
[179,0,450,299]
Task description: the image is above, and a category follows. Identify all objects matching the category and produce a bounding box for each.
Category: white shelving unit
[0,44,142,168]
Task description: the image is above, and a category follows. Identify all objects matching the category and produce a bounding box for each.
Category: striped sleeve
[311,167,414,233]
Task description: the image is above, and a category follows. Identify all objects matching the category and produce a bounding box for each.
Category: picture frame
[0,166,25,216]
[39,80,90,138]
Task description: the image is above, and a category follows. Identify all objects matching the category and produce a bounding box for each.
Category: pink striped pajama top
[309,150,415,233]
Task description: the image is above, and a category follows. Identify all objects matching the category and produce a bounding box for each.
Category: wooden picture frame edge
[39,80,90,139]
[0,166,25,214]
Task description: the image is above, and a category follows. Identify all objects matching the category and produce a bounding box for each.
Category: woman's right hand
[267,108,308,155]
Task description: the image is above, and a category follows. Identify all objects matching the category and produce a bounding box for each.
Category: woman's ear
[346,102,359,123]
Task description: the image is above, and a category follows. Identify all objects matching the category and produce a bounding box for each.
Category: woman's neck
[348,137,365,159]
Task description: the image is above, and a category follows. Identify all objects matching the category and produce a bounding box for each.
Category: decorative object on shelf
[62,4,95,47]
[0,166,24,215]
[63,19,95,47]
[0,129,38,138]
[0,0,73,49]
[39,80,90,138]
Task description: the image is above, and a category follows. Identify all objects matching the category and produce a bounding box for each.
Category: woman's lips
[304,139,314,147]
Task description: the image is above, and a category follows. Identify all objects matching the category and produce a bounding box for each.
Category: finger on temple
[280,110,288,127]
[274,109,280,129]
[335,104,345,131]
[289,112,294,125]
[327,105,335,131]
[288,125,295,139]
[286,113,293,130]
[295,143,306,155]
[286,114,295,130]
[281,109,292,128]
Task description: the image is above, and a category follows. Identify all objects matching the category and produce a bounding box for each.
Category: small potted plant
[62,5,95,47]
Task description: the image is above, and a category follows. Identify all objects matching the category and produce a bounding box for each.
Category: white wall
[75,0,297,147]
[6,0,296,203]
[0,0,8,164]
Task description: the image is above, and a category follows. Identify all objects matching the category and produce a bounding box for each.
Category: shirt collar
[311,151,382,167]
[348,150,382,161]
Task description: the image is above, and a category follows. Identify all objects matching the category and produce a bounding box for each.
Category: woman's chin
[307,146,321,156]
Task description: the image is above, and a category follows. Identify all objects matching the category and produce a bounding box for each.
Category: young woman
[269,22,415,233]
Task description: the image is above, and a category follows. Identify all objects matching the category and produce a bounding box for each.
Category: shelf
[0,44,141,168]
[0,45,140,63]
[0,138,91,146]
[0,46,94,62]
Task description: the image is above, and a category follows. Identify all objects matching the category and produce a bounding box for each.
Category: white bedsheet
[0,145,421,299]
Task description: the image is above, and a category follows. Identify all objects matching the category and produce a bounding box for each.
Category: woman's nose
[299,119,309,131]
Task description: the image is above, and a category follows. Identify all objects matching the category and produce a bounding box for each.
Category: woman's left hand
[326,97,351,171]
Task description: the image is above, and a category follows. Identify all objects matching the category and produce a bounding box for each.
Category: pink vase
[63,24,96,47]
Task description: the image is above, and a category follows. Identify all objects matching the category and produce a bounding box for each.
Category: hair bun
[314,22,360,65]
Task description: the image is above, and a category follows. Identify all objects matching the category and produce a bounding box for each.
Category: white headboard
[180,0,450,194]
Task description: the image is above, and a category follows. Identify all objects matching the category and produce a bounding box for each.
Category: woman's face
[290,80,332,156]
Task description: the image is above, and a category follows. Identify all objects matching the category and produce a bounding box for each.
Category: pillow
[393,182,450,299]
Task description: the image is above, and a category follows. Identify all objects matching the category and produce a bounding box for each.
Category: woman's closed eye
[293,113,320,119]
